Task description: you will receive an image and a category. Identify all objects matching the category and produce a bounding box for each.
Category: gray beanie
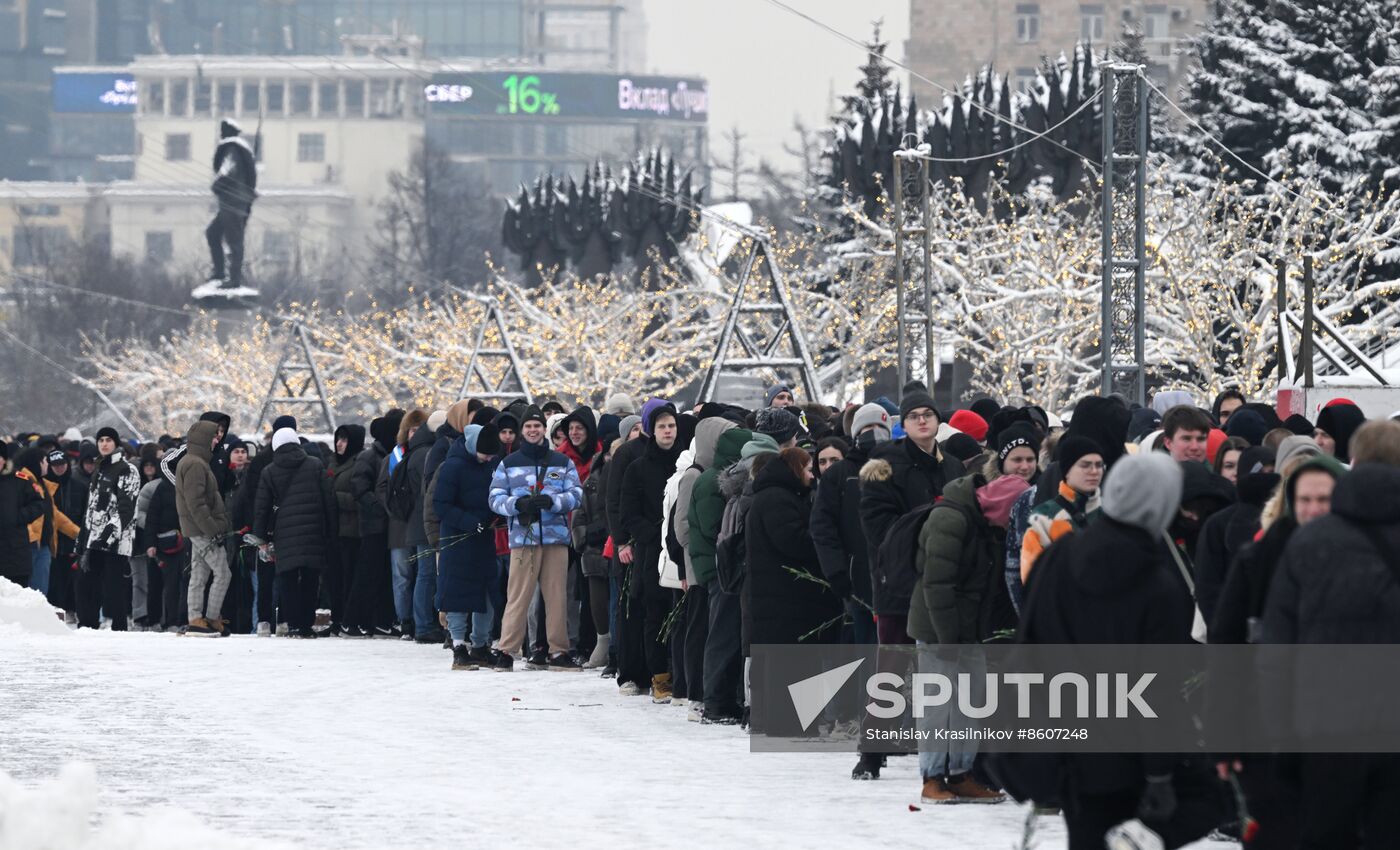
[617,414,642,442]
[1275,435,1321,475]
[754,406,800,444]
[850,402,892,440]
[1100,453,1183,537]
[604,393,635,416]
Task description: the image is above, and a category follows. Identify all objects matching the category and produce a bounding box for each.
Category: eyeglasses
[904,411,937,423]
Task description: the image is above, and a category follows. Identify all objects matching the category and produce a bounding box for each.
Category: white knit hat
[271,427,298,451]
[426,410,447,433]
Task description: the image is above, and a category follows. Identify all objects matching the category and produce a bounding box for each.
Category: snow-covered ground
[0,594,1233,849]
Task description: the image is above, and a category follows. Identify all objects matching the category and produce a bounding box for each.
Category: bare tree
[371,140,504,302]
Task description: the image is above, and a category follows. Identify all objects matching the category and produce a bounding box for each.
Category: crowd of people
[4,382,1399,849]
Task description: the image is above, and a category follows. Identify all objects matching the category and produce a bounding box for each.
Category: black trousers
[326,537,358,627]
[160,550,189,629]
[256,560,275,625]
[1063,788,1139,850]
[1298,754,1400,850]
[205,207,248,285]
[76,549,130,630]
[345,532,388,630]
[703,579,744,717]
[276,568,318,631]
[587,575,610,636]
[682,584,709,703]
[618,552,671,688]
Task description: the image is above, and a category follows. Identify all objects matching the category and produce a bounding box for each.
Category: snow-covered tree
[1172,0,1388,195]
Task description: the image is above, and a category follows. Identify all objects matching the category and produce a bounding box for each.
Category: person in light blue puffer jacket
[486,404,584,670]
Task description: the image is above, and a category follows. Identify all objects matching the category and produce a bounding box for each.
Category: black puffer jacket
[0,472,44,583]
[1194,470,1275,625]
[141,478,182,554]
[331,424,365,539]
[619,436,682,595]
[352,418,393,537]
[810,442,872,603]
[1260,464,1400,742]
[744,458,842,651]
[253,442,335,573]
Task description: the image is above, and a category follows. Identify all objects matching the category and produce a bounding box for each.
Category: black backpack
[872,503,935,615]
[385,452,417,522]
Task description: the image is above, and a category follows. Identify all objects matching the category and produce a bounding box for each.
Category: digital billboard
[53,73,138,113]
[425,72,707,122]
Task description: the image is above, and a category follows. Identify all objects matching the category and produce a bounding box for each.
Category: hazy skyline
[643,0,911,172]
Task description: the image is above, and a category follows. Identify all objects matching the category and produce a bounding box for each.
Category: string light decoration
[82,163,1400,432]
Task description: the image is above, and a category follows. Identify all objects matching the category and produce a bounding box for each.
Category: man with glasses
[858,391,967,645]
[1020,436,1104,582]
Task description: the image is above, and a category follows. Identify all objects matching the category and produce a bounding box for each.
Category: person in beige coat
[176,420,231,636]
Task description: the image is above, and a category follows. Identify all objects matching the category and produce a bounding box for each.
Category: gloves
[1137,774,1177,823]
[527,494,554,512]
[514,495,536,515]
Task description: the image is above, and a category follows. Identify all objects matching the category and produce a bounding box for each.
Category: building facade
[905,0,1211,99]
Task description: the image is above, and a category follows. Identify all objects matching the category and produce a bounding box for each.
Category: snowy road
[0,628,1233,849]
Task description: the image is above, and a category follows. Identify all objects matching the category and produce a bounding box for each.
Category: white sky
[642,0,911,170]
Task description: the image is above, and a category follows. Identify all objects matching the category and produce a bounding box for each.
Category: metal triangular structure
[457,294,534,403]
[697,239,821,403]
[257,318,337,433]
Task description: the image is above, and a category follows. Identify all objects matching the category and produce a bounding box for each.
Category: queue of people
[4,385,1398,849]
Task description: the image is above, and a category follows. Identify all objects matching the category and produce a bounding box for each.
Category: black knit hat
[521,405,546,427]
[996,423,1042,471]
[95,426,120,443]
[1056,435,1104,471]
[899,391,940,423]
[473,423,502,457]
[272,415,297,431]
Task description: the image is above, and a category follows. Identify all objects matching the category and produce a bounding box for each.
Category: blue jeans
[390,547,413,623]
[445,611,470,645]
[412,545,437,636]
[29,543,51,596]
[471,556,506,648]
[916,642,984,779]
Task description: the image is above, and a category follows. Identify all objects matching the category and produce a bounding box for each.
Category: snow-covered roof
[0,182,104,201]
[101,182,354,204]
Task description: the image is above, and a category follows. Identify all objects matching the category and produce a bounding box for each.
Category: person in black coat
[617,402,683,698]
[746,447,843,649]
[811,402,891,644]
[0,442,46,587]
[746,446,843,736]
[253,428,335,637]
[1258,438,1400,848]
[344,410,402,637]
[144,474,187,631]
[1209,453,1343,850]
[1018,454,1214,850]
[1194,446,1276,625]
[432,424,501,670]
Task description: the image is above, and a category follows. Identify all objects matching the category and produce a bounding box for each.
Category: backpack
[385,450,417,522]
[422,462,443,545]
[715,492,749,594]
[871,503,935,615]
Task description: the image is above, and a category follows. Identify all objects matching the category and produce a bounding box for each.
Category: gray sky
[643,0,910,171]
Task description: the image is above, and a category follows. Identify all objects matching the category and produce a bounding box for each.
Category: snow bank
[0,577,68,636]
[0,763,292,850]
